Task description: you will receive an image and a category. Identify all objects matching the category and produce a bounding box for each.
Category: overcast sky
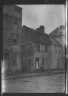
[17,5,65,34]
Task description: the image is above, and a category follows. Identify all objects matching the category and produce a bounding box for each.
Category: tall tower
[3,5,22,74]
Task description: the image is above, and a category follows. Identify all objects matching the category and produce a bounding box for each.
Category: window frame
[46,56,47,63]
[55,46,57,53]
[13,16,17,25]
[10,33,17,45]
[60,32,62,35]
[45,45,48,52]
[12,53,17,66]
[37,44,40,52]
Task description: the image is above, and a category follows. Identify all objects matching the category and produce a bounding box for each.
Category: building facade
[21,25,63,72]
[3,5,64,73]
[50,38,63,69]
[3,5,22,73]
[49,25,66,69]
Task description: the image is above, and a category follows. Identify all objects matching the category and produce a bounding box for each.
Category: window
[59,50,61,54]
[13,39,16,44]
[42,58,45,67]
[46,56,47,63]
[12,34,17,44]
[8,15,12,23]
[13,24,17,33]
[37,44,40,52]
[55,46,57,53]
[12,53,17,66]
[60,32,62,35]
[45,45,48,52]
[13,16,17,25]
[57,59,59,68]
[4,53,9,69]
[10,33,17,44]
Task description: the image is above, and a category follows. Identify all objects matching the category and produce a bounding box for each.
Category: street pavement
[2,73,65,93]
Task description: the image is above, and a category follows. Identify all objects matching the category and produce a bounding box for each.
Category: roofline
[15,5,22,10]
[51,37,62,47]
[54,39,63,47]
[21,41,62,47]
[21,42,32,46]
[22,25,62,47]
[49,34,64,37]
[49,27,58,35]
[49,25,65,36]
[22,25,49,36]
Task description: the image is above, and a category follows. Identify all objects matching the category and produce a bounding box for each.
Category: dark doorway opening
[35,58,39,69]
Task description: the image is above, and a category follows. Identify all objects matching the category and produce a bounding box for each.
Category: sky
[17,5,66,34]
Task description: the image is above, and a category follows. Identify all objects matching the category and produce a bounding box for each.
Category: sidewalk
[2,69,65,80]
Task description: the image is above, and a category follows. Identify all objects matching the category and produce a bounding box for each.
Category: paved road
[2,73,65,93]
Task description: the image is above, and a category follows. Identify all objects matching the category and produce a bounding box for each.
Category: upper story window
[59,49,61,54]
[45,45,48,52]
[13,24,17,33]
[60,32,62,35]
[55,46,57,53]
[13,39,16,44]
[12,53,17,66]
[10,33,17,45]
[12,33,17,44]
[13,16,17,25]
[46,56,47,63]
[37,44,40,52]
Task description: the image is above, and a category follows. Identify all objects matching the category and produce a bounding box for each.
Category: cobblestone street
[2,73,65,93]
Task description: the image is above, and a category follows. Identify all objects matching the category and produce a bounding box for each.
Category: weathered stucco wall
[21,43,33,72]
[32,43,51,70]
[3,5,22,73]
[21,42,63,72]
[50,45,63,69]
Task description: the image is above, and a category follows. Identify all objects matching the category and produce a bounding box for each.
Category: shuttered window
[37,44,40,52]
[13,17,17,25]
[55,46,57,53]
[12,53,17,66]
[45,45,48,52]
[10,33,17,45]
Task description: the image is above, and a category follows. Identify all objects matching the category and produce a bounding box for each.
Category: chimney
[36,25,45,33]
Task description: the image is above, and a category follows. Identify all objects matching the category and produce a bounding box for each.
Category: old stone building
[21,25,63,72]
[3,5,22,73]
[49,25,66,69]
[49,37,63,69]
[3,5,64,73]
